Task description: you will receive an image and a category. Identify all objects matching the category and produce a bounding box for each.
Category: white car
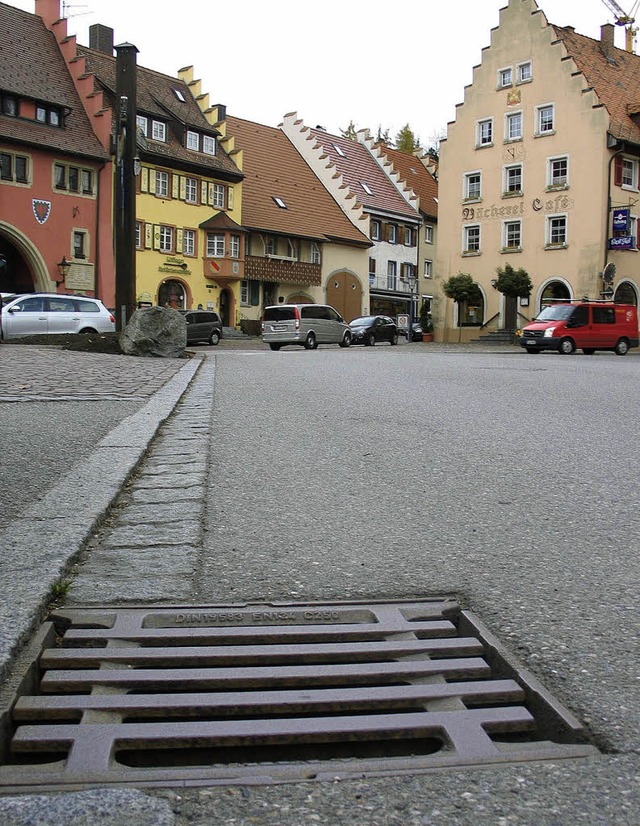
[1,293,115,339]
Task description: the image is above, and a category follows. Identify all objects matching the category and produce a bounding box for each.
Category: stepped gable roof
[0,2,108,159]
[77,45,242,180]
[225,115,371,246]
[309,129,420,221]
[375,144,438,221]
[552,24,640,145]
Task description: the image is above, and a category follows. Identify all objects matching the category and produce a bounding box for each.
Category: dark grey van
[179,309,222,345]
[261,304,352,350]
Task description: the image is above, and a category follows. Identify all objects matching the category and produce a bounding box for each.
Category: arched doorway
[219,287,232,326]
[0,222,50,292]
[539,279,571,311]
[326,271,362,321]
[158,279,187,309]
[615,281,638,305]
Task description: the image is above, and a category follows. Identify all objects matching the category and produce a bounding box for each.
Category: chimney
[89,24,114,55]
[601,23,616,60]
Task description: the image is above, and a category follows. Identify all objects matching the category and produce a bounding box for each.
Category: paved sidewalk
[0,346,203,692]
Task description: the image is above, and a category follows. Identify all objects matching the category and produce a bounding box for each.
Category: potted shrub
[419,300,434,342]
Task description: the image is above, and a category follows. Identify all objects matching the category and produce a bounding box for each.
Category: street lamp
[56,255,71,284]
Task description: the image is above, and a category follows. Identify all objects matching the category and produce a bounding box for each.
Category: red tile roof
[553,25,640,145]
[225,116,371,247]
[309,129,421,221]
[77,45,242,180]
[373,144,438,220]
[0,2,108,159]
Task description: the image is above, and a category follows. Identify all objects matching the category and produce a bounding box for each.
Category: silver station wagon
[1,293,115,338]
[261,304,352,351]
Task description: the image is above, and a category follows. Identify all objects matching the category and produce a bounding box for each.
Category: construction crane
[601,0,640,52]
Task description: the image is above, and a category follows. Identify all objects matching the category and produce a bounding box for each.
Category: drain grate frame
[0,599,598,790]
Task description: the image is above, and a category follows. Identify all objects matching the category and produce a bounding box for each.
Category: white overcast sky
[10,0,631,146]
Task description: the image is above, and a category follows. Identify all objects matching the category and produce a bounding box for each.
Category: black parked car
[400,322,423,342]
[179,309,223,345]
[349,315,399,346]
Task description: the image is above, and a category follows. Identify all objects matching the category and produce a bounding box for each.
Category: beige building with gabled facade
[436,0,640,342]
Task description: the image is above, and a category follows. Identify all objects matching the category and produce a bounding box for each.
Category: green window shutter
[250,280,260,306]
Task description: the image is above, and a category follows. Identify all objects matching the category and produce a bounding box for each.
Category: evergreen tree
[395,124,421,154]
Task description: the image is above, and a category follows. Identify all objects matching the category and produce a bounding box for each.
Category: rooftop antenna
[61,1,92,19]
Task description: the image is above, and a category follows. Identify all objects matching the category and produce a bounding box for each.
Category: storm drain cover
[0,599,597,790]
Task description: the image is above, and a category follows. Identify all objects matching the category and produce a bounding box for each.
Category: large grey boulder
[120,306,186,358]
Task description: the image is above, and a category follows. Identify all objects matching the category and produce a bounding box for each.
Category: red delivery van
[519,301,639,355]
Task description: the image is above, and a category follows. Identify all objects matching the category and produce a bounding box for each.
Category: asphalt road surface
[193,345,639,824]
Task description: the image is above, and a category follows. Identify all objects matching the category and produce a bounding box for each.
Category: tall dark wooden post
[114,42,139,331]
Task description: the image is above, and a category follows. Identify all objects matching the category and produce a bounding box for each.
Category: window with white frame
[266,236,276,256]
[185,176,198,203]
[213,183,226,209]
[464,171,482,201]
[186,131,199,151]
[286,239,296,258]
[388,224,397,244]
[504,163,523,194]
[183,229,195,256]
[503,220,522,250]
[424,259,433,278]
[536,104,555,135]
[202,135,216,155]
[547,156,568,188]
[310,242,320,264]
[230,235,240,258]
[240,280,250,305]
[152,120,166,142]
[387,260,397,289]
[463,224,481,254]
[546,214,567,247]
[155,170,169,197]
[498,67,513,88]
[404,226,415,246]
[425,225,433,243]
[517,61,532,83]
[371,220,381,240]
[505,111,523,141]
[159,225,173,252]
[206,233,225,257]
[135,221,142,249]
[477,118,493,147]
[622,157,638,189]
[136,115,148,135]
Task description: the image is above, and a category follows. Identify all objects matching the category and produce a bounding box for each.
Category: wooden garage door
[326,272,362,322]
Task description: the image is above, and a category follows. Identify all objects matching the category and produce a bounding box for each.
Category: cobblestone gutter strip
[0,356,204,686]
[68,358,217,605]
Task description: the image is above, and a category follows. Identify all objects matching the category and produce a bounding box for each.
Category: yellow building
[437,0,640,342]
[78,27,244,325]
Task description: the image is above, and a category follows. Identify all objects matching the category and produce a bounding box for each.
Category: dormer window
[136,115,148,135]
[2,95,17,116]
[35,103,61,126]
[361,181,373,195]
[152,120,166,142]
[202,135,216,155]
[273,196,287,209]
[186,130,199,151]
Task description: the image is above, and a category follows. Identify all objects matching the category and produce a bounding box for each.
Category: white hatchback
[1,293,115,339]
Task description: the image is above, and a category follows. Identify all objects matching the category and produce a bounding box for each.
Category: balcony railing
[245,255,321,287]
[370,276,413,294]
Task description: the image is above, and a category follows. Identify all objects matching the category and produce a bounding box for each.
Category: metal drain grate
[0,599,597,789]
